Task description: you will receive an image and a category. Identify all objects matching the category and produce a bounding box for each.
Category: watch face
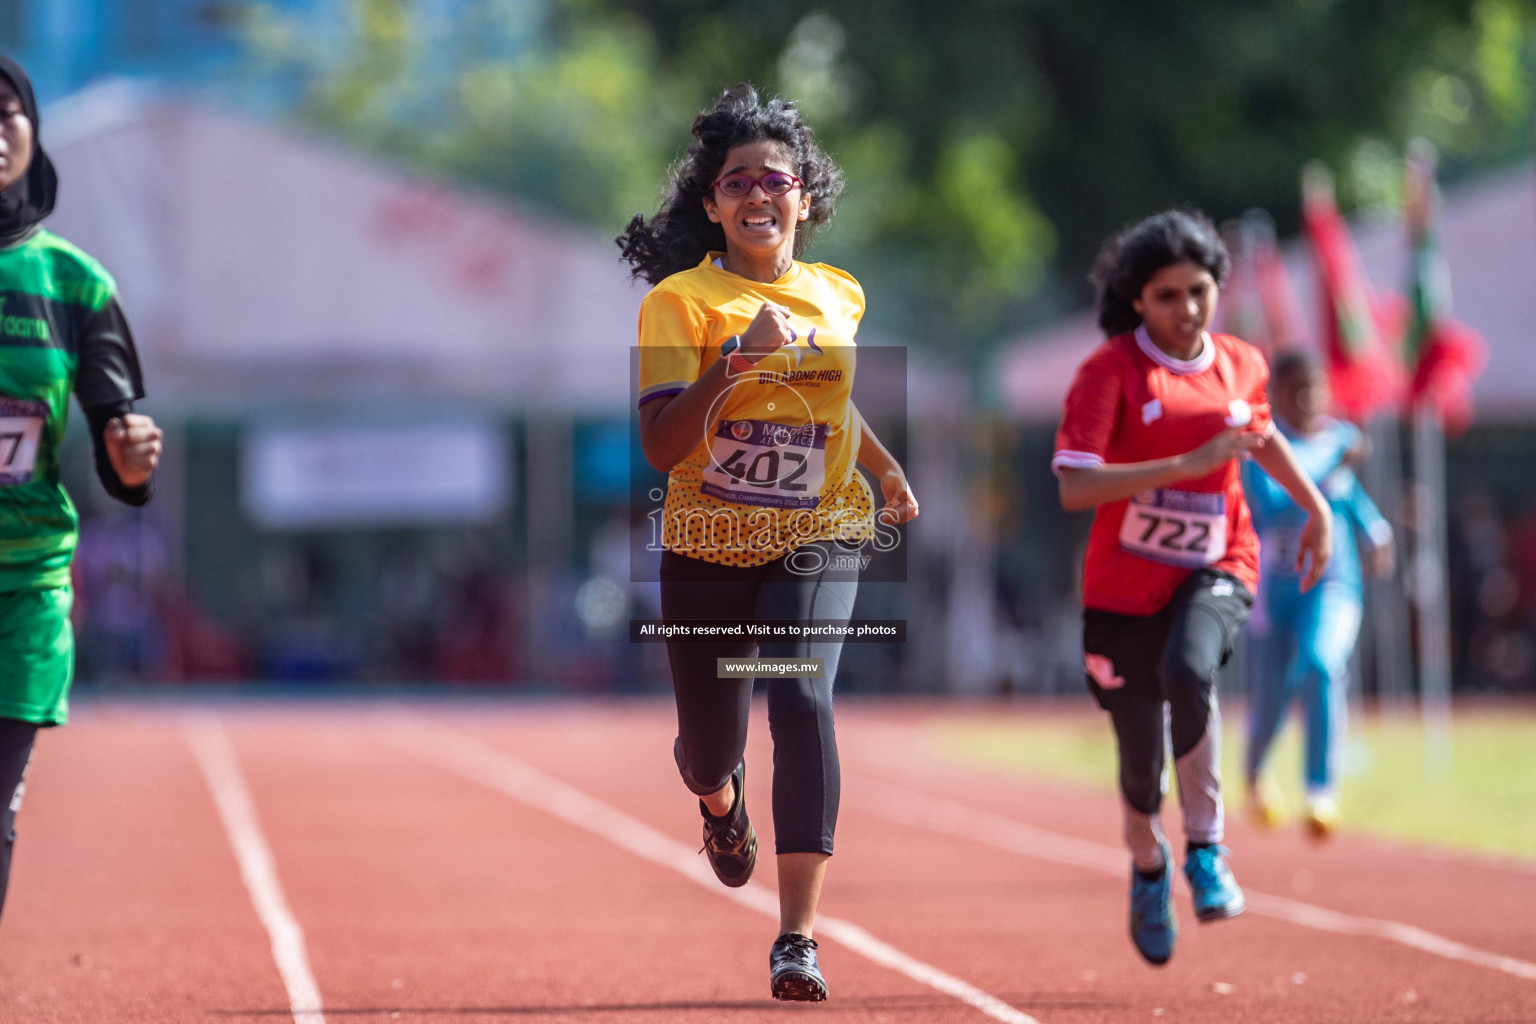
[721,335,739,356]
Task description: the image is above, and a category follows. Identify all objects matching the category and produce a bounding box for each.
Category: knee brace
[1161,651,1218,759]
[1119,756,1165,816]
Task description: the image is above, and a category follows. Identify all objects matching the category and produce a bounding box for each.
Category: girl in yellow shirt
[620,84,917,1002]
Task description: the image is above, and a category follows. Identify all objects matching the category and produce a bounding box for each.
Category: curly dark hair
[1089,209,1231,336]
[617,84,844,285]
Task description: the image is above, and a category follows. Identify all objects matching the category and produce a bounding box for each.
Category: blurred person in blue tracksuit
[1242,351,1394,838]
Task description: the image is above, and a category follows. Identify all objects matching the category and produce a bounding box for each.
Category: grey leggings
[660,542,858,855]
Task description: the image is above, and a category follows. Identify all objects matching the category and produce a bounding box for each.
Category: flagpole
[1411,400,1453,772]
[1404,139,1454,772]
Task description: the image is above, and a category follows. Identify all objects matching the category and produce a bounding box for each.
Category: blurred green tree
[240,0,1536,362]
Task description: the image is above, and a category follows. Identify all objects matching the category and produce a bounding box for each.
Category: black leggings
[1084,570,1252,818]
[660,541,858,856]
[0,717,38,925]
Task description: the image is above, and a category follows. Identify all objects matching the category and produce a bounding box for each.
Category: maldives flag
[1403,142,1485,435]
[1301,164,1402,420]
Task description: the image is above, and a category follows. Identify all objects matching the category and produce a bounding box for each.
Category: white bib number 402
[0,397,47,486]
[1119,489,1228,567]
[701,419,827,510]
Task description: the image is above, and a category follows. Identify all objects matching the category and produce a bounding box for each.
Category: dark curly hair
[1090,209,1231,336]
[617,84,844,285]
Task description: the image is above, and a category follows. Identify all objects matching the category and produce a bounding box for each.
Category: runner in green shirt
[0,53,163,925]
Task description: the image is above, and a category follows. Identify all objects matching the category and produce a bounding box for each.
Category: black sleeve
[74,297,146,408]
[84,400,152,506]
[75,297,152,506]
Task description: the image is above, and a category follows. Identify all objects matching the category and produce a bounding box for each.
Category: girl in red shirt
[1054,210,1330,966]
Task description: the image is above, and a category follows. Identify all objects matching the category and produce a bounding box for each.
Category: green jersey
[0,228,145,591]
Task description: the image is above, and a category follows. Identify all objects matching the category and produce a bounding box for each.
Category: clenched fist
[740,301,797,361]
[1181,426,1267,477]
[104,413,162,489]
[878,471,920,525]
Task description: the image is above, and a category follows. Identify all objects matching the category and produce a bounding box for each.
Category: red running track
[0,698,1533,1023]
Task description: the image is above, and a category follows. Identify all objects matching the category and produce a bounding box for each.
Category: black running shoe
[699,761,756,887]
[770,932,827,1001]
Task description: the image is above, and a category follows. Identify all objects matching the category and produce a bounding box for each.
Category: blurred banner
[242,421,511,530]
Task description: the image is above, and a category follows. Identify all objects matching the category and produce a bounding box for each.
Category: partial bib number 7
[0,396,48,487]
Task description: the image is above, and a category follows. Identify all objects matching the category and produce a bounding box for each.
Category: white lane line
[377,722,1044,1024]
[1242,892,1536,982]
[184,715,326,1024]
[849,774,1536,984]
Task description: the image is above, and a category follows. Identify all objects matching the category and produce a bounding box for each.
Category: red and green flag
[1402,141,1484,435]
[1301,163,1402,420]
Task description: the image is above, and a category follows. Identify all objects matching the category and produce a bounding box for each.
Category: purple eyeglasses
[710,171,804,198]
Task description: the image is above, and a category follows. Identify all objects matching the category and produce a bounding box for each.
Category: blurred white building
[46,80,644,415]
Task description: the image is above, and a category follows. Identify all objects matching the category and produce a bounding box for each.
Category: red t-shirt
[1053,327,1272,616]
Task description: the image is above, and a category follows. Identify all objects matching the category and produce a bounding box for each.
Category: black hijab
[0,54,57,246]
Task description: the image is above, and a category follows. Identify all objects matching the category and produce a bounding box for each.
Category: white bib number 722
[1118,489,1228,567]
[0,397,47,486]
[701,419,827,510]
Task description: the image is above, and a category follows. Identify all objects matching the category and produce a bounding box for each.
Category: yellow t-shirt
[637,253,875,567]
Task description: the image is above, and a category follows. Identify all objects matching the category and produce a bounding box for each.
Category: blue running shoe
[1128,842,1176,966]
[1183,844,1245,922]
